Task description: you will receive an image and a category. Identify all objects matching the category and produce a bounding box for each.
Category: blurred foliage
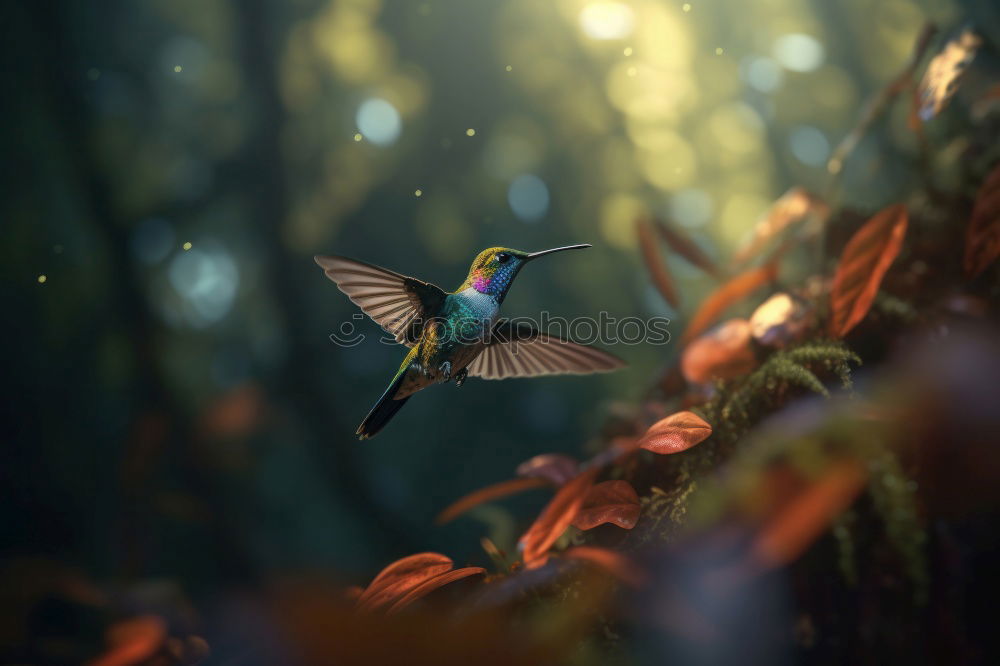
[3,0,1000,664]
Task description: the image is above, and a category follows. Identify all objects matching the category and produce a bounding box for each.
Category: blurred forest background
[3,0,1000,664]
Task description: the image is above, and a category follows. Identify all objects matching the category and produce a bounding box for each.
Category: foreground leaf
[519,468,599,567]
[571,480,641,530]
[917,28,982,122]
[828,204,909,337]
[637,218,680,307]
[679,263,779,345]
[88,616,167,666]
[638,411,713,455]
[385,567,486,614]
[964,164,1000,278]
[751,460,868,569]
[357,553,454,612]
[436,476,550,524]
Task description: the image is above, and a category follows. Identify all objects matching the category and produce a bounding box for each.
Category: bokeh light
[167,242,239,327]
[742,56,785,92]
[789,125,831,166]
[508,174,550,222]
[772,33,826,72]
[355,97,401,146]
[578,2,635,40]
[670,189,715,228]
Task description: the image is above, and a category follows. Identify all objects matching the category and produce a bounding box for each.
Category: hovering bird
[315,244,625,439]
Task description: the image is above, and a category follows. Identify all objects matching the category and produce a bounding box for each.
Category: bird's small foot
[439,361,452,381]
[454,367,468,387]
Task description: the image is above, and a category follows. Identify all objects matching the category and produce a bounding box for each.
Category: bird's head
[462,244,591,302]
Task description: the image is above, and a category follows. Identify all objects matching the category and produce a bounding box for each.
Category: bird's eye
[495,252,511,264]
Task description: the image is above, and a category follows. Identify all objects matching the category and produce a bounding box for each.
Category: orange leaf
[681,318,757,385]
[562,546,646,587]
[751,460,868,569]
[86,615,167,666]
[638,411,712,455]
[964,164,1000,278]
[572,480,641,530]
[679,262,778,346]
[734,188,830,265]
[828,204,909,337]
[385,567,486,614]
[519,468,599,566]
[637,218,680,308]
[650,217,723,278]
[435,476,550,524]
[917,28,982,122]
[356,553,454,612]
[516,453,579,486]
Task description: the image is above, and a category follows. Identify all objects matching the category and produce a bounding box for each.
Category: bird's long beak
[525,244,592,261]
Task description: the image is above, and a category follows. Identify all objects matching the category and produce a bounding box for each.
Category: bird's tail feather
[356,371,410,440]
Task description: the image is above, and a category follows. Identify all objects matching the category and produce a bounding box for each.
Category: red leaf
[638,411,712,455]
[637,218,680,308]
[519,468,599,567]
[681,318,758,385]
[964,164,1000,278]
[572,480,641,530]
[679,262,778,346]
[828,204,909,337]
[516,453,579,486]
[356,553,454,612]
[435,476,550,524]
[734,188,829,266]
[751,460,867,569]
[562,546,646,587]
[650,217,723,278]
[385,567,486,614]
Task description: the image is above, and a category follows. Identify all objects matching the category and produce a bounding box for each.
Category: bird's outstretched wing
[466,320,625,380]
[315,255,447,345]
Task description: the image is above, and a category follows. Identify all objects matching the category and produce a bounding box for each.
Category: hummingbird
[315,244,625,439]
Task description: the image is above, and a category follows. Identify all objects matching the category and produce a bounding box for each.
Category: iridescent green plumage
[315,244,625,439]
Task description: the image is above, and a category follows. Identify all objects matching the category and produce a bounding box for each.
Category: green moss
[866,446,929,604]
[700,340,861,444]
